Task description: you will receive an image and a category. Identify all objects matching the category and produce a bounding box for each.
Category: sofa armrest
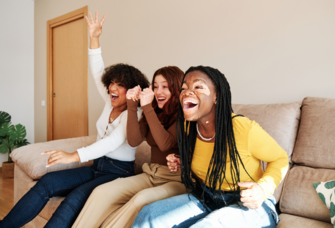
[11,135,96,180]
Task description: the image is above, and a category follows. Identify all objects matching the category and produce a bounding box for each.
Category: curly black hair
[101,63,150,92]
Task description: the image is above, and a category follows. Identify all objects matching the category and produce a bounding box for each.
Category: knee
[64,187,92,207]
[90,183,110,198]
[132,189,157,209]
[31,173,53,196]
[84,182,115,204]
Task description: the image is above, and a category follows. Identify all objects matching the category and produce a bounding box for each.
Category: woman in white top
[0,12,150,228]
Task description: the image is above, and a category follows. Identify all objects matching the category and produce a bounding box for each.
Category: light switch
[41,100,46,107]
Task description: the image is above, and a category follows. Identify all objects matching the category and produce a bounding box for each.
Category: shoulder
[232,114,262,136]
[232,114,253,128]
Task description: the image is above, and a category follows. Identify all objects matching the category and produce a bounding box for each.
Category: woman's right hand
[85,11,106,39]
[166,154,180,172]
[126,85,141,101]
[85,11,106,49]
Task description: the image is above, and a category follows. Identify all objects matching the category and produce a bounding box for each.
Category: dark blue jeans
[0,156,135,228]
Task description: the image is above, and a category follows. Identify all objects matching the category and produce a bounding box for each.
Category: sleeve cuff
[88,47,102,55]
[127,99,139,108]
[257,179,274,200]
[142,103,154,114]
[256,182,267,201]
[77,148,88,163]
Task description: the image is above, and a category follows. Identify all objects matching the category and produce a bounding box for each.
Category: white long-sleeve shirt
[77,47,142,162]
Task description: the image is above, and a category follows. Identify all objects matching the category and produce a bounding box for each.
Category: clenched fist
[166,154,180,172]
[140,85,154,107]
[126,85,141,102]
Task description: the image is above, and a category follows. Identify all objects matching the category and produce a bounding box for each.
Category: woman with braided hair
[131,66,289,228]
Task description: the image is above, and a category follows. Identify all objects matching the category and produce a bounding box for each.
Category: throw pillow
[313,180,335,226]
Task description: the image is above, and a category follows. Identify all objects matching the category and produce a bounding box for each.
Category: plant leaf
[0,111,11,126]
[0,142,8,154]
[0,122,11,137]
[17,139,30,148]
[0,136,5,144]
[15,124,26,141]
[9,124,26,141]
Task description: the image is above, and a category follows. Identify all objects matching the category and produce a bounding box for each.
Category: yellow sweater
[191,115,289,199]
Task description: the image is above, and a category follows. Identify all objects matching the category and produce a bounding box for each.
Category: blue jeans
[0,156,135,228]
[132,191,279,228]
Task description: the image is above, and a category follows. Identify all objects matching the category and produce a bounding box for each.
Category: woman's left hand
[42,150,80,167]
[238,182,265,209]
[166,154,180,172]
[139,85,154,107]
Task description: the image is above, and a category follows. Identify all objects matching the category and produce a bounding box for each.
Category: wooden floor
[0,170,14,220]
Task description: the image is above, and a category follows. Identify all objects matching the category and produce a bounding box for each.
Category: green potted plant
[0,111,30,178]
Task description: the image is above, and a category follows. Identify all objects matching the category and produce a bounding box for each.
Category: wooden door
[47,7,88,140]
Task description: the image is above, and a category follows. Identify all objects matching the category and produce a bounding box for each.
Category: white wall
[35,0,335,142]
[0,0,34,166]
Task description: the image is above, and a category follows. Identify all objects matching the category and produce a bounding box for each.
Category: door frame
[47,6,88,141]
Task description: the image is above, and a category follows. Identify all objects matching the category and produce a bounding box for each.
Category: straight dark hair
[176,66,253,207]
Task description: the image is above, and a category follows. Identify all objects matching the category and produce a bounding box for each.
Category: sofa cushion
[134,141,151,174]
[278,213,332,228]
[232,102,301,202]
[11,136,96,180]
[232,102,301,163]
[280,165,335,222]
[292,97,335,169]
[313,180,335,225]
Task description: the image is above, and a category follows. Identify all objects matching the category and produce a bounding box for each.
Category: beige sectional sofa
[11,96,335,227]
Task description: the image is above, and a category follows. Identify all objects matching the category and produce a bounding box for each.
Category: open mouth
[111,93,119,101]
[183,100,198,111]
[157,97,166,102]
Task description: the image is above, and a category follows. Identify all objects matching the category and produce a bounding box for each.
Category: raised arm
[126,96,149,147]
[86,11,109,101]
[86,11,106,50]
[139,86,177,151]
[142,104,177,151]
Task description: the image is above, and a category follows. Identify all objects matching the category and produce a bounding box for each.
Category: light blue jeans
[132,191,279,228]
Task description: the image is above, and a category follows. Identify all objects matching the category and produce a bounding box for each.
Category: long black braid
[177,66,254,208]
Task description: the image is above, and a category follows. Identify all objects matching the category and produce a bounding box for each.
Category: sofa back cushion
[280,97,335,222]
[233,102,301,162]
[232,102,301,201]
[292,97,335,168]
